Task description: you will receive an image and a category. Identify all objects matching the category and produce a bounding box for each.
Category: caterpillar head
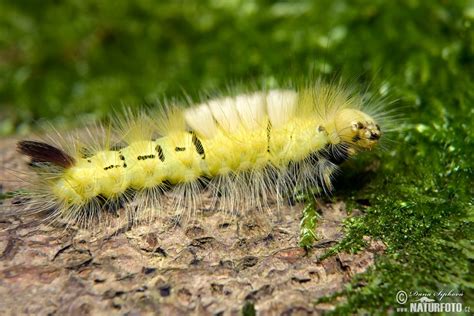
[333,109,381,151]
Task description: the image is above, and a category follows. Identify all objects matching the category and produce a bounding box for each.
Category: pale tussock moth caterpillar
[11,80,388,229]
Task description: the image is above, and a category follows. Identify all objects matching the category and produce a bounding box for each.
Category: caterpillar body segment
[16,83,383,226]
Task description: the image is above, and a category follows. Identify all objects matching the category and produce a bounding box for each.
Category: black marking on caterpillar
[137,155,156,161]
[104,164,121,171]
[266,120,272,153]
[191,132,206,159]
[155,145,165,161]
[111,143,126,151]
[175,147,186,152]
[80,147,94,159]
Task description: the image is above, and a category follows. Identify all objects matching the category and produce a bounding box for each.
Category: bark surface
[0,138,384,315]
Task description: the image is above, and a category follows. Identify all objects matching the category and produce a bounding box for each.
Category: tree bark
[0,138,384,315]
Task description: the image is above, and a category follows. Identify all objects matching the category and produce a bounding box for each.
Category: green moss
[299,198,320,250]
[319,72,474,312]
[2,0,473,313]
[241,301,256,316]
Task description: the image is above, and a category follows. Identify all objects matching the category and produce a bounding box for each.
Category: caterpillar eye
[351,121,364,131]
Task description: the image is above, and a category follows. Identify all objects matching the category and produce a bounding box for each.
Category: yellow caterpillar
[16,81,384,227]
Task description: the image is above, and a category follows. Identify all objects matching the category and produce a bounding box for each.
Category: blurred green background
[1,0,473,313]
[2,0,471,134]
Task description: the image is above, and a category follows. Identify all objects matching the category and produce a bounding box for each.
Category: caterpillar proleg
[13,81,385,228]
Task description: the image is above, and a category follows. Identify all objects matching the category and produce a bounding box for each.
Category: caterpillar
[13,81,386,229]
